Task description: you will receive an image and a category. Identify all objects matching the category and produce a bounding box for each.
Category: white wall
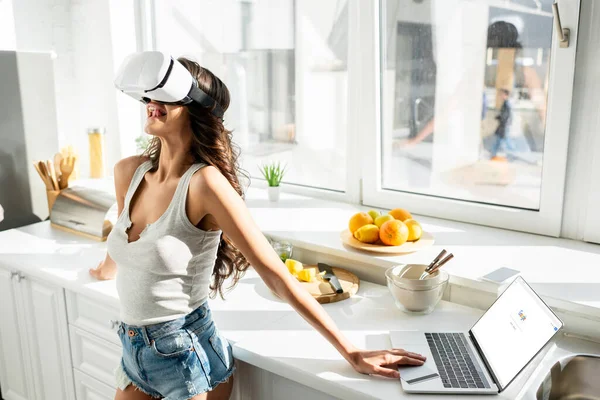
[69,0,124,176]
[7,0,138,179]
[11,0,73,155]
[0,0,16,50]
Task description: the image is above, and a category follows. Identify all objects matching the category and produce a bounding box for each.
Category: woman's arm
[89,156,146,280]
[193,167,426,379]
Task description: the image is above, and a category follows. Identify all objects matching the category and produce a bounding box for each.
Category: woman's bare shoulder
[188,165,241,205]
[190,165,228,193]
[113,156,149,196]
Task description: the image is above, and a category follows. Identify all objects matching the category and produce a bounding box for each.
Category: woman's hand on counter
[348,348,426,379]
[89,253,117,280]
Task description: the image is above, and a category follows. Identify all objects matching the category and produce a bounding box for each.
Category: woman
[90,56,425,400]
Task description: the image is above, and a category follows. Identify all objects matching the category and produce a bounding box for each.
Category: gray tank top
[107,160,222,326]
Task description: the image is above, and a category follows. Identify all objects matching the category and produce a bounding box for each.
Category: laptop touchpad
[399,363,439,385]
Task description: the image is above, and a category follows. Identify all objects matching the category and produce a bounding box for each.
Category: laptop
[390,276,563,394]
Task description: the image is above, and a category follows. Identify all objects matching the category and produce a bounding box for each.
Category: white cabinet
[69,326,121,386]
[65,291,121,390]
[0,266,75,400]
[73,369,115,400]
[234,360,338,400]
[65,291,121,346]
[0,268,32,400]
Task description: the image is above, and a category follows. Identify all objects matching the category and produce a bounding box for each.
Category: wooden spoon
[54,153,63,180]
[59,155,76,189]
[36,161,53,190]
[46,160,59,190]
[33,162,51,190]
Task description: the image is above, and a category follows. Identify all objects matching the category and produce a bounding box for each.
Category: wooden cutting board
[295,265,359,304]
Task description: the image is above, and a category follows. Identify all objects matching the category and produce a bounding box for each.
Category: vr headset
[114,51,224,120]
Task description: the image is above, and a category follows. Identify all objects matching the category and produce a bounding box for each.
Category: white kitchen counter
[2,221,593,399]
[243,188,600,321]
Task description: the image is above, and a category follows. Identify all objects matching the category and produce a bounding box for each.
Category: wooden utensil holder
[46,190,61,215]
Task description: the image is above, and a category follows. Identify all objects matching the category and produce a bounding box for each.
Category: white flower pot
[268,186,280,202]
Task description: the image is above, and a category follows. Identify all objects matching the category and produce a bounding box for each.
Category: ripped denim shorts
[115,302,235,400]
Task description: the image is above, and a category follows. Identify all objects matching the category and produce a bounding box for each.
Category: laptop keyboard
[425,333,490,389]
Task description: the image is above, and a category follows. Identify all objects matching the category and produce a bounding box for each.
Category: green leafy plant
[135,135,151,154]
[259,161,287,187]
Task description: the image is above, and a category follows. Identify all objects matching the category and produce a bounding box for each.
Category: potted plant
[259,161,287,202]
[135,135,151,155]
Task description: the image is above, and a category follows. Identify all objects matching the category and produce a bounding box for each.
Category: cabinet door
[19,275,75,400]
[73,370,116,400]
[0,268,33,400]
[69,325,121,387]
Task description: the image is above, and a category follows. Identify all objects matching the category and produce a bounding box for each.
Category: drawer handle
[15,272,25,283]
[109,320,120,330]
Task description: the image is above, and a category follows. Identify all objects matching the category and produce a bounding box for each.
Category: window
[362,0,580,236]
[152,0,350,193]
[145,0,582,236]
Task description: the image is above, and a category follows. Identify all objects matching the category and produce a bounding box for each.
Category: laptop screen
[470,277,562,390]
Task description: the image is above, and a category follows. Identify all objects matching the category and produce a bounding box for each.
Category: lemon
[353,224,380,243]
[404,219,423,241]
[285,259,303,276]
[374,214,394,228]
[297,268,316,282]
[367,209,380,221]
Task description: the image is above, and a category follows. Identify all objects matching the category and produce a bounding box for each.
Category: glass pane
[153,0,348,192]
[381,0,554,210]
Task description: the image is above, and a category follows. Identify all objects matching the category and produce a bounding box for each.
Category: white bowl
[385,264,448,314]
[388,264,445,287]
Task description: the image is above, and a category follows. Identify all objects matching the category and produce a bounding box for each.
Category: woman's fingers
[395,355,426,366]
[372,365,400,379]
[89,262,111,280]
[89,261,101,275]
[382,353,426,367]
[390,348,427,361]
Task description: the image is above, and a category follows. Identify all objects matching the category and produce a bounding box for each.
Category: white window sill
[246,186,600,322]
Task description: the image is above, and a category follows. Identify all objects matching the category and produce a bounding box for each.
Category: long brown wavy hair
[143,57,250,299]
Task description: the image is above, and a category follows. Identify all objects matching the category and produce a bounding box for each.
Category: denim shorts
[115,302,235,399]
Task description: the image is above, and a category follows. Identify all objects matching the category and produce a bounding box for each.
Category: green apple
[375,214,394,228]
[367,209,380,221]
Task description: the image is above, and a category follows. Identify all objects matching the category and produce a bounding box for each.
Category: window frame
[360,0,582,237]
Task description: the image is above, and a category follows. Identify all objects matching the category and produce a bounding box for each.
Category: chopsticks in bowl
[420,249,454,280]
[425,249,447,273]
[429,253,454,275]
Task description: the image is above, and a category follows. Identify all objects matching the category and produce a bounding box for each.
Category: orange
[388,208,412,221]
[348,212,374,234]
[404,219,423,242]
[379,220,409,246]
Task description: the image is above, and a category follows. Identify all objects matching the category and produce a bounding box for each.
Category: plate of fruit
[341,208,434,254]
